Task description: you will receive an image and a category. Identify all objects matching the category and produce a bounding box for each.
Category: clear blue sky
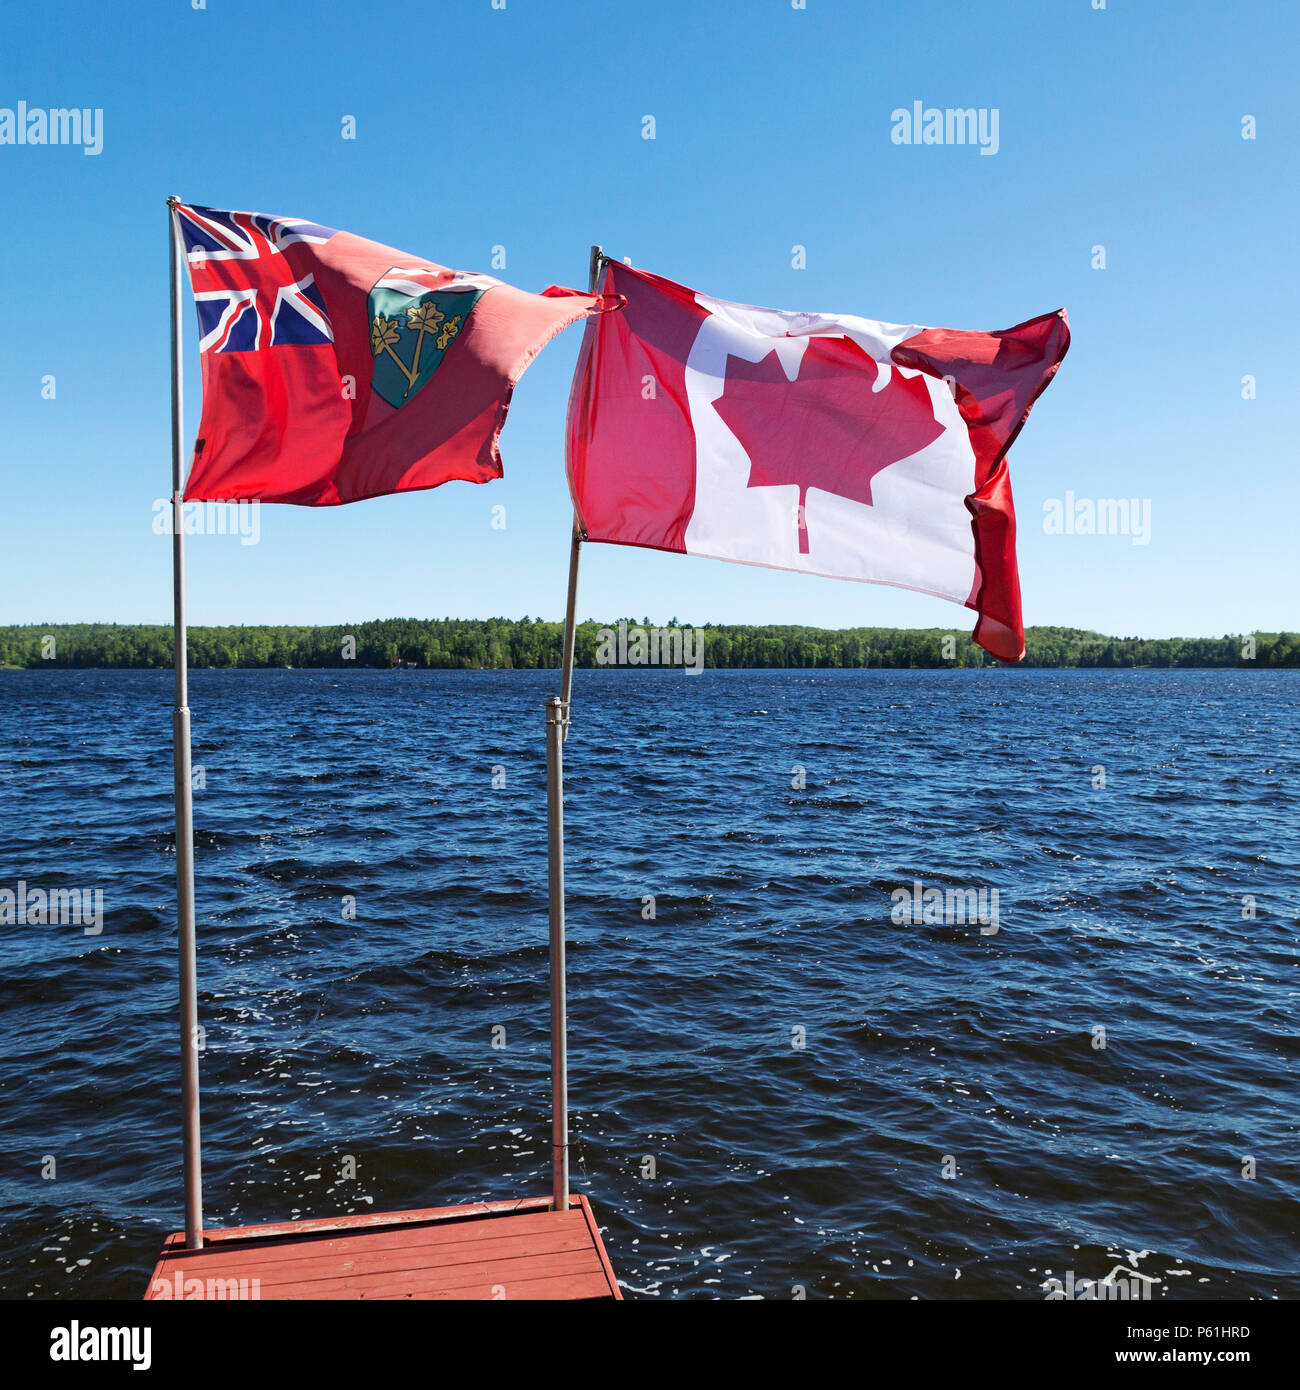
[1,0,1295,638]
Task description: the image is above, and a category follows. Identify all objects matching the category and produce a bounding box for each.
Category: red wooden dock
[144,1195,621,1301]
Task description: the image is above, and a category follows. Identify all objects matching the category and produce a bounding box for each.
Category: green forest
[1,620,1296,669]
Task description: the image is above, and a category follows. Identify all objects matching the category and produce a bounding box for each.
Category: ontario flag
[174,202,603,505]
[566,262,1069,661]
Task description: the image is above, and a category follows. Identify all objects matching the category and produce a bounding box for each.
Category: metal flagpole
[544,243,604,1212]
[558,522,582,742]
[557,244,603,740]
[544,696,569,1211]
[167,195,204,1250]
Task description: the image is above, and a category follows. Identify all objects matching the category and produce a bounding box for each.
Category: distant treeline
[1,621,1296,669]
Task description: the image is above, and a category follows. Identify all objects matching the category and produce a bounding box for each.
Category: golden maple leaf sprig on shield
[406,301,445,336]
[370,312,420,393]
[370,315,401,357]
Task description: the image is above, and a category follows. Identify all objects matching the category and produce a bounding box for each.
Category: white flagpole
[167,196,203,1249]
[545,243,604,1212]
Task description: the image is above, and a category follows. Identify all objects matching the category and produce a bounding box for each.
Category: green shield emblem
[368,274,487,410]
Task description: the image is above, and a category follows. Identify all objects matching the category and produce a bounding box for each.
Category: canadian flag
[566,262,1069,661]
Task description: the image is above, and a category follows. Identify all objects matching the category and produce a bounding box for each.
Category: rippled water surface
[1,668,1297,1299]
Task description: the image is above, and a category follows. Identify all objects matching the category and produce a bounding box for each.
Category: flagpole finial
[167,194,181,207]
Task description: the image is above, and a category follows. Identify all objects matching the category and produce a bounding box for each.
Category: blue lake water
[1,667,1296,1299]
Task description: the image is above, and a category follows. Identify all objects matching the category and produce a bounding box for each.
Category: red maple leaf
[712,336,944,553]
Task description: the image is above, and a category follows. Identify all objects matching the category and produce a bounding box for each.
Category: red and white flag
[566,262,1069,661]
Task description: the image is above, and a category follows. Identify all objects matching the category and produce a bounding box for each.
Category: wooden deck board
[154,1223,594,1289]
[153,1210,587,1275]
[144,1194,621,1302]
[272,1248,604,1300]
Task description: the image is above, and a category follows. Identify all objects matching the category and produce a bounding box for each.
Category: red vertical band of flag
[893,313,1071,660]
[566,264,703,553]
